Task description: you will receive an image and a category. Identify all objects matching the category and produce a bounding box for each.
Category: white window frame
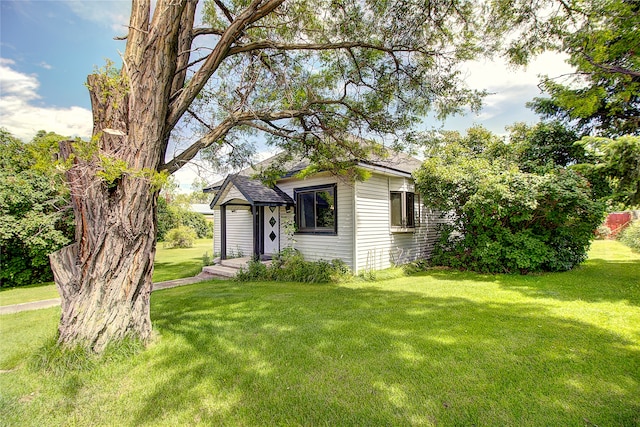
[390,191,419,233]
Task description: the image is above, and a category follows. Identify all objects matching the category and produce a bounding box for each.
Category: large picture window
[295,184,337,234]
[390,191,417,231]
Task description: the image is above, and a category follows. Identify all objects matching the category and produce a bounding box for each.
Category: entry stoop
[201,264,242,278]
[201,256,254,278]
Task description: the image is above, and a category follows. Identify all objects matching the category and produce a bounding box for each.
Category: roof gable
[210,174,294,208]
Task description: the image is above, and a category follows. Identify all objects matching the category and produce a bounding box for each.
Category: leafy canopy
[577,135,640,208]
[414,125,605,274]
[0,129,74,287]
[523,0,640,136]
[172,0,535,175]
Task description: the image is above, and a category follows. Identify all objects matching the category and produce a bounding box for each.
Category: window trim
[390,191,418,233]
[294,183,338,235]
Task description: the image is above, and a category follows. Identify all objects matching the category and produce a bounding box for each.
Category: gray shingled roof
[210,174,294,208]
[204,148,421,194]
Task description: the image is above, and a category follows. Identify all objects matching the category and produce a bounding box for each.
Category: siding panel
[277,175,355,270]
[212,206,253,258]
[354,174,445,273]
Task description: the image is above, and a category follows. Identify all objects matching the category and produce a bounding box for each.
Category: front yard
[0,240,638,426]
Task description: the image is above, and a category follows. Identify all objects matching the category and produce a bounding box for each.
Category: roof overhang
[210,174,294,209]
[357,161,413,178]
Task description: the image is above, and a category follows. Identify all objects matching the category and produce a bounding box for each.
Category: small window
[295,184,337,234]
[390,191,417,232]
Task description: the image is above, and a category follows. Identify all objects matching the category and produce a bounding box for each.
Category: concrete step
[202,265,241,278]
[219,257,251,269]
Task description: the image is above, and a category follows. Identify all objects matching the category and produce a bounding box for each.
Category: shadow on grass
[418,257,640,306]
[497,258,640,306]
[129,281,640,426]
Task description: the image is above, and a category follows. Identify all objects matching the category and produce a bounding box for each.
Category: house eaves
[210,174,294,208]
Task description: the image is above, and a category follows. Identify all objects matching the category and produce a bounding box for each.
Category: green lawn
[0,240,638,426]
[152,238,213,282]
[0,239,213,306]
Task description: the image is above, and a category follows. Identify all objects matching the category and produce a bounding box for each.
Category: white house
[205,150,446,274]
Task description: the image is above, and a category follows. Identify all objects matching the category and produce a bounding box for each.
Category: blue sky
[0,0,574,189]
[2,1,127,108]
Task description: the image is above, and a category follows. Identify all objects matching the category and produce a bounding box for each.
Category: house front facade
[207,152,446,274]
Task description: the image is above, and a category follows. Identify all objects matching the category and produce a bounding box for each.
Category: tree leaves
[0,130,74,286]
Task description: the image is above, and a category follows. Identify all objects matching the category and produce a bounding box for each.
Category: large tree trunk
[49,0,193,352]
[50,72,162,352]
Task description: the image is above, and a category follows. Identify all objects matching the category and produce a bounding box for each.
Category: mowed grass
[152,238,213,282]
[0,239,213,306]
[0,240,638,426]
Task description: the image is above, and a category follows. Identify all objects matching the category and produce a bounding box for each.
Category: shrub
[157,198,211,241]
[595,225,612,240]
[201,251,213,266]
[417,165,605,273]
[235,249,350,283]
[618,220,640,252]
[0,130,74,287]
[180,210,210,238]
[164,226,197,248]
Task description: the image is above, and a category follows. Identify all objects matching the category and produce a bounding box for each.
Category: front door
[263,206,280,256]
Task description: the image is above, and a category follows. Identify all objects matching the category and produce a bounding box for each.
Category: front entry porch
[202,257,272,278]
[210,174,294,262]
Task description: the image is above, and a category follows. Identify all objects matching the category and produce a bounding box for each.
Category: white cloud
[462,52,574,92]
[63,1,131,33]
[430,52,577,133]
[0,59,92,141]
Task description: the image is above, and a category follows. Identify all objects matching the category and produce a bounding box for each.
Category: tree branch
[225,40,421,57]
[171,0,197,98]
[162,108,308,174]
[583,54,640,79]
[124,0,151,69]
[166,0,285,130]
[192,27,226,37]
[213,0,235,23]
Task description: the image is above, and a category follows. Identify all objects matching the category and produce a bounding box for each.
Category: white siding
[220,185,246,205]
[225,206,254,257]
[276,175,355,271]
[212,206,254,257]
[354,174,445,273]
[213,208,221,256]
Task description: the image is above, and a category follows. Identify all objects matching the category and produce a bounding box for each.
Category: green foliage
[96,155,129,188]
[0,129,74,287]
[189,177,211,204]
[578,135,640,207]
[235,249,350,283]
[189,0,537,173]
[164,226,197,249]
[507,121,588,172]
[618,220,640,252]
[89,59,129,108]
[180,210,212,239]
[415,127,606,273]
[523,0,639,136]
[157,197,211,241]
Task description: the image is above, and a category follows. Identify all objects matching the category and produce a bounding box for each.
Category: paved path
[0,272,222,315]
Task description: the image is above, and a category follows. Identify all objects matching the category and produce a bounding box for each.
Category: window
[295,184,337,234]
[390,191,417,231]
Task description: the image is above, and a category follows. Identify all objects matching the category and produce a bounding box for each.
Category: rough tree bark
[49,0,192,352]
